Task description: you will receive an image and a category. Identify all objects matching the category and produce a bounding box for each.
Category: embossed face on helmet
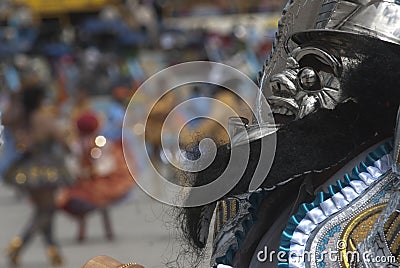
[268,45,351,120]
[264,0,400,122]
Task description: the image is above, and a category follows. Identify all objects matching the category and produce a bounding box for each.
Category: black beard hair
[172,42,400,267]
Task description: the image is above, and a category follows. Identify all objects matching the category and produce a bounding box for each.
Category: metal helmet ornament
[291,0,400,49]
[231,0,400,145]
[228,0,327,147]
[264,0,400,122]
[258,0,326,94]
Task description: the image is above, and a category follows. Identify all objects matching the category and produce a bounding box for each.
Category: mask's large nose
[270,73,297,96]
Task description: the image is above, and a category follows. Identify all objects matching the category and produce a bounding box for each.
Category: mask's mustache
[186,101,385,191]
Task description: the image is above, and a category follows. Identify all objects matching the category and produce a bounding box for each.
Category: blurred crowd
[0,0,282,266]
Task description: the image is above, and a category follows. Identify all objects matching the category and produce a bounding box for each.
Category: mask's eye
[298,67,321,91]
[298,54,335,74]
[294,47,342,76]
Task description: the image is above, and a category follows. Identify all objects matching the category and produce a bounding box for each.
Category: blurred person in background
[0,93,23,187]
[145,91,182,164]
[126,0,159,47]
[58,80,93,150]
[7,5,38,53]
[101,86,132,142]
[185,87,251,146]
[70,81,93,121]
[100,85,138,183]
[3,83,71,267]
[57,112,134,242]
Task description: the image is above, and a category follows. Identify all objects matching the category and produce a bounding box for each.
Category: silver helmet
[292,0,400,49]
[265,0,400,121]
[232,0,400,145]
[230,0,326,146]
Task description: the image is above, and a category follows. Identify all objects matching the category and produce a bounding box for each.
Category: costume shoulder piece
[279,107,400,268]
[279,140,399,267]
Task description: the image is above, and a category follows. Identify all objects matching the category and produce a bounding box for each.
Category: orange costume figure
[57,112,134,241]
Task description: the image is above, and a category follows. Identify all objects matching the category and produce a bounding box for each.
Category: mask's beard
[173,44,400,267]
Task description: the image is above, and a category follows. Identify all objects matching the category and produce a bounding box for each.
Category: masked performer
[177,0,400,267]
[3,84,71,267]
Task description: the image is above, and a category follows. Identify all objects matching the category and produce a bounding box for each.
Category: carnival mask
[268,45,351,120]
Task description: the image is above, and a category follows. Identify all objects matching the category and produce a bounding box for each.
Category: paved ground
[0,185,212,268]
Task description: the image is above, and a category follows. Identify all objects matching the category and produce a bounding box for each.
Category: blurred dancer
[185,88,249,146]
[3,84,70,267]
[70,81,93,121]
[145,92,178,163]
[101,86,131,142]
[57,112,134,242]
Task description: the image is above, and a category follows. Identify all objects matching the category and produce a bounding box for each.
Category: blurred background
[0,0,285,267]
